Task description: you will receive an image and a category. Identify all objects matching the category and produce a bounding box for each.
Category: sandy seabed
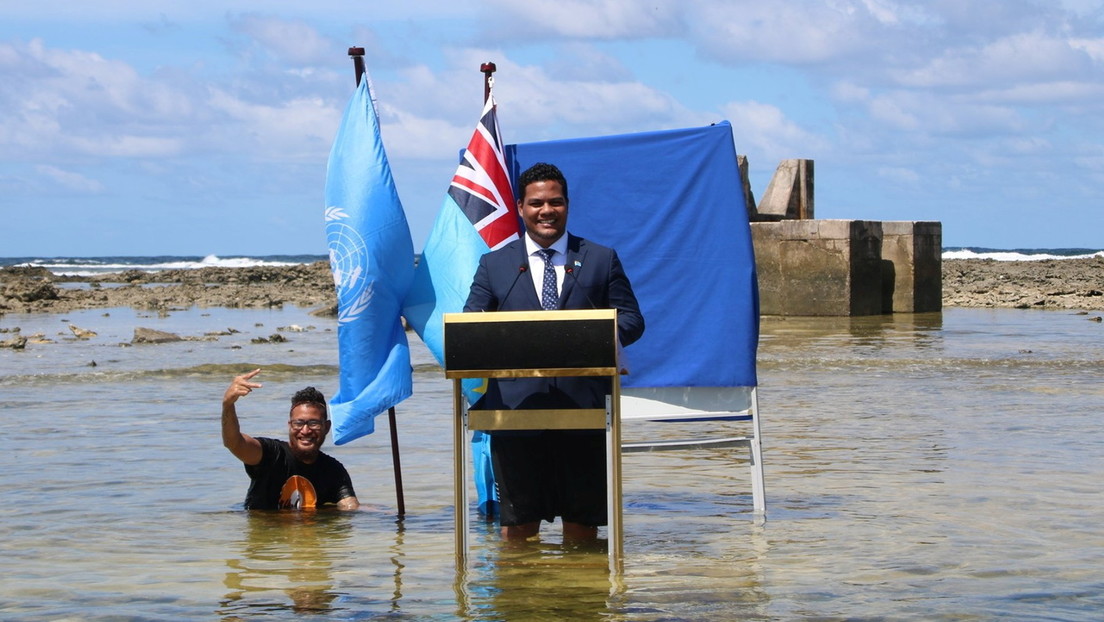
[1,257,1103,318]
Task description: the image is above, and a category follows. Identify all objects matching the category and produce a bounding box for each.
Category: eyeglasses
[289,419,325,430]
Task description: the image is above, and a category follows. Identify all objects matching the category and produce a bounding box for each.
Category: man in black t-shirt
[221,369,359,510]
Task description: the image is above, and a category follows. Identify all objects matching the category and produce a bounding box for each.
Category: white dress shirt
[524,233,568,299]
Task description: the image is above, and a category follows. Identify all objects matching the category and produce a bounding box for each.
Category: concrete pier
[880,221,942,313]
[752,220,883,316]
[744,156,941,317]
[751,219,941,316]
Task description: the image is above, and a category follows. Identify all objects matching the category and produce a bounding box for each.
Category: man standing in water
[221,369,359,510]
[465,162,645,541]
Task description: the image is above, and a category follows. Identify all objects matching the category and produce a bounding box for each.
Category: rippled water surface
[2,306,1102,620]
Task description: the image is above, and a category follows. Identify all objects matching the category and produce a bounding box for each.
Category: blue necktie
[538,248,557,310]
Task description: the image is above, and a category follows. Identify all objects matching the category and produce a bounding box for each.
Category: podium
[443,309,625,567]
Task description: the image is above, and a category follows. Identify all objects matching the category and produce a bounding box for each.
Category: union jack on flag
[401,92,520,366]
[448,96,518,250]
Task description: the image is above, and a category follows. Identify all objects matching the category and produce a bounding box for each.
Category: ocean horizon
[2,247,1102,277]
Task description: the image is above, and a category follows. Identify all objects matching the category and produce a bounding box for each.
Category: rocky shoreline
[1,257,1102,317]
[0,261,338,316]
[942,256,1103,311]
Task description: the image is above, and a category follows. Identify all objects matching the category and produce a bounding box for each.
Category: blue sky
[2,0,1102,257]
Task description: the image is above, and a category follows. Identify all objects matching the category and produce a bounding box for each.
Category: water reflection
[458,522,619,620]
[219,511,352,616]
[386,519,408,615]
[760,312,945,355]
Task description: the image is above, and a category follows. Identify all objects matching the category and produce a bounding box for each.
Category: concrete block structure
[739,156,942,316]
[756,159,814,221]
[751,220,884,316]
[880,221,942,313]
[737,154,757,223]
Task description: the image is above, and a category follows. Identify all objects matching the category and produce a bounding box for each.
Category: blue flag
[402,95,518,514]
[324,78,415,445]
[403,95,518,365]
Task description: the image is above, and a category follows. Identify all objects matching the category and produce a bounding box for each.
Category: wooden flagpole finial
[480,62,497,103]
[349,47,366,86]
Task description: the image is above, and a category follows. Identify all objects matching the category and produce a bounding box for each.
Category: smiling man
[221,369,359,510]
[465,162,645,541]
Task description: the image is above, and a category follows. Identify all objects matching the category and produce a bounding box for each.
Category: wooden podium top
[442,309,619,379]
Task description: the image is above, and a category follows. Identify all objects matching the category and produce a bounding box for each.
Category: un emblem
[325,206,374,324]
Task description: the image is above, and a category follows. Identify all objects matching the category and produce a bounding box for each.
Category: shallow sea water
[1,306,1102,620]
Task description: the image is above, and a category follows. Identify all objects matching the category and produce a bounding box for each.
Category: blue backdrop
[506,121,759,388]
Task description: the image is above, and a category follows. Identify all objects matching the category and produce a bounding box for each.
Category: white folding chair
[620,385,765,514]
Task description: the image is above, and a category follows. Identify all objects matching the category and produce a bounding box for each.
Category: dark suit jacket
[464,234,645,413]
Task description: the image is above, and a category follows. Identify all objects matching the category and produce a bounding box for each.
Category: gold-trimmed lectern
[443,309,624,568]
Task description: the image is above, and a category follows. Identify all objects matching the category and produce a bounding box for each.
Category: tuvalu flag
[402,93,518,514]
[402,93,517,363]
[324,76,415,445]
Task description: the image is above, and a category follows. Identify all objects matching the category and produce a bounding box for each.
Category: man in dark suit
[465,162,645,541]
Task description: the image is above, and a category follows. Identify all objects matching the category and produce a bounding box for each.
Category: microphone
[564,265,599,310]
[500,264,529,307]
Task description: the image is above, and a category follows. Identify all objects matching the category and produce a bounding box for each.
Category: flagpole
[347,45,406,518]
[387,406,405,517]
[480,62,496,103]
[349,46,366,87]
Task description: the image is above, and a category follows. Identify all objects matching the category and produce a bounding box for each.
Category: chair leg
[749,387,765,515]
[749,439,765,514]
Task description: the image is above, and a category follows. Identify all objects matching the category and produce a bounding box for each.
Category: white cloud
[483,0,681,39]
[544,42,635,83]
[867,94,921,131]
[1069,37,1104,62]
[377,48,697,153]
[206,89,338,160]
[967,80,1104,105]
[898,30,1097,88]
[867,91,1026,136]
[831,81,871,103]
[1000,136,1052,156]
[684,0,925,66]
[230,14,338,66]
[377,61,479,123]
[1,1,479,22]
[877,166,920,185]
[853,0,902,25]
[480,0,931,67]
[0,27,353,166]
[35,165,106,193]
[0,39,190,159]
[1073,150,1104,174]
[69,135,183,158]
[378,105,469,160]
[489,60,693,138]
[720,100,828,163]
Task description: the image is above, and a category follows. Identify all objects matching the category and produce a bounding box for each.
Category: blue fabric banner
[507,122,759,389]
[324,78,415,445]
